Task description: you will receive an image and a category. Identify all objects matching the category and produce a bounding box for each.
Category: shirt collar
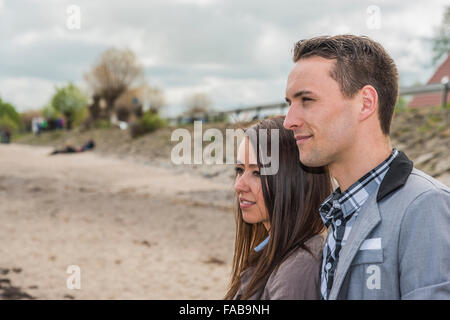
[319,148,399,225]
[254,235,270,252]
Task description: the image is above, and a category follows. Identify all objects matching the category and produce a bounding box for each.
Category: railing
[399,82,449,108]
[168,82,449,124]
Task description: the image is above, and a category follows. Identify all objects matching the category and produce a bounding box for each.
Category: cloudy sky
[0,0,448,116]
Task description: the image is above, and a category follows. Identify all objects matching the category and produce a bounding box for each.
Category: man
[283,35,450,299]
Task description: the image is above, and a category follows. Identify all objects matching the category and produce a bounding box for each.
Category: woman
[224,116,332,300]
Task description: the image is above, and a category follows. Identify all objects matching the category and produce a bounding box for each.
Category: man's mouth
[295,134,313,144]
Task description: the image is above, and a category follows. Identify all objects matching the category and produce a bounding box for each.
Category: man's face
[284,56,358,167]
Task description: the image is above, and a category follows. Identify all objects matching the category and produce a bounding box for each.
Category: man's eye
[302,97,313,102]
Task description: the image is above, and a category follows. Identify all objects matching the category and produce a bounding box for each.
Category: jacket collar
[376,150,413,202]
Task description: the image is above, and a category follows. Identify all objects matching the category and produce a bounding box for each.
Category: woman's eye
[253,170,261,177]
[235,167,244,175]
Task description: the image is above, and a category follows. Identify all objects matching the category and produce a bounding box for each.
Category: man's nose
[283,104,303,131]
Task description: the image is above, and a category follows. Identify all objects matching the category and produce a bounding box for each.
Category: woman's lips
[295,135,313,145]
[239,199,256,209]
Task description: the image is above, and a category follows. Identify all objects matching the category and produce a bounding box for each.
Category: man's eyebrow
[285,90,315,102]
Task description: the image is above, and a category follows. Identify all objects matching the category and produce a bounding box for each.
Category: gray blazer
[329,151,450,300]
[233,234,324,300]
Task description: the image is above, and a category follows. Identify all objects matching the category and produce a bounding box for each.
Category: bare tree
[185,92,212,116]
[112,85,165,122]
[113,87,143,122]
[143,85,166,114]
[84,47,144,120]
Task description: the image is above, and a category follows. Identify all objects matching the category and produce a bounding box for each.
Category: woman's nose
[234,173,250,194]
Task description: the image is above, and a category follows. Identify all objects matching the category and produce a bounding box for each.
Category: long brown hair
[224,116,332,300]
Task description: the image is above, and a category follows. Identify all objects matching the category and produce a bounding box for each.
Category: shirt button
[326,263,332,270]
[335,219,342,226]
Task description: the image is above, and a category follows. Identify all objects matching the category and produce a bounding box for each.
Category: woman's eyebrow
[236,161,258,168]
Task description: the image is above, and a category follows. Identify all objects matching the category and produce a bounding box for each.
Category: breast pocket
[350,248,384,294]
[351,249,384,265]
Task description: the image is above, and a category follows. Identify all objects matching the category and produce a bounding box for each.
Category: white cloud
[0,77,59,111]
[254,25,291,66]
[11,27,64,46]
[1,0,449,114]
[174,0,222,7]
[162,75,286,117]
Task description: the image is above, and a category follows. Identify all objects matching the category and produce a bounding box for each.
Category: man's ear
[358,85,378,122]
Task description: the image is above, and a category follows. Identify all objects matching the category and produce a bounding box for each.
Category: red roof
[408,53,450,108]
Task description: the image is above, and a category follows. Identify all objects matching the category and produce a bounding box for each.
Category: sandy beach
[0,143,236,299]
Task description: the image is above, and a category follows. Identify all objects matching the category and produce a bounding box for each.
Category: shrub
[50,83,88,129]
[0,98,21,131]
[0,114,19,132]
[73,106,89,128]
[93,119,112,129]
[141,112,166,132]
[129,112,166,138]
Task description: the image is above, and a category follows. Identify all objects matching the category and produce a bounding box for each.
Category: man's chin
[299,153,326,168]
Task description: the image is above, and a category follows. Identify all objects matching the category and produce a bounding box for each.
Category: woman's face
[234,137,270,231]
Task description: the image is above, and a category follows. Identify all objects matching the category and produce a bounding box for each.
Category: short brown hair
[293,35,398,135]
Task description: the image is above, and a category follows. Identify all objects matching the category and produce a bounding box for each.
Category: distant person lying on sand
[49,139,95,155]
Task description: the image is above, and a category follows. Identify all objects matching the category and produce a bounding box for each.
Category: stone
[434,159,450,176]
[414,152,435,166]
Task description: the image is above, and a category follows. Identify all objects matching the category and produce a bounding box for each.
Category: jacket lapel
[328,189,381,300]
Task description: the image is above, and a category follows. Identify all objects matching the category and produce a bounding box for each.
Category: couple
[224,35,450,300]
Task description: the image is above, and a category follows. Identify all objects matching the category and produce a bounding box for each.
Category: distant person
[80,139,95,152]
[49,139,95,155]
[5,130,11,143]
[283,35,450,299]
[0,129,11,144]
[224,116,332,300]
[36,122,43,136]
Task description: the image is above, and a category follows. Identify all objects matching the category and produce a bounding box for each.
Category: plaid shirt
[319,148,398,300]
